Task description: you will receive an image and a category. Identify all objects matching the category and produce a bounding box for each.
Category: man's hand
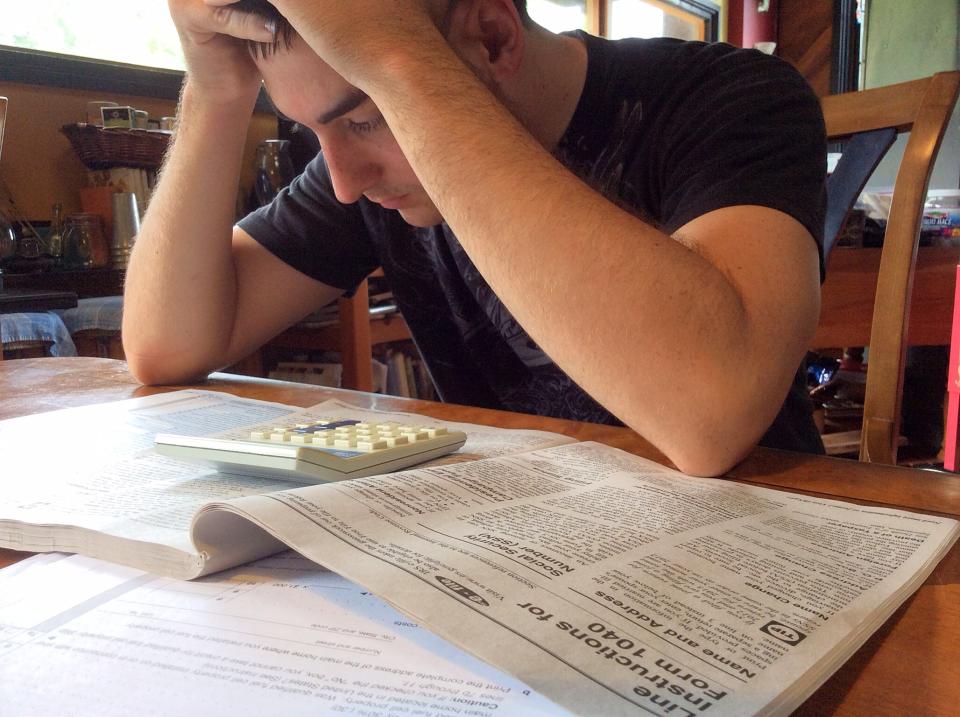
[205,0,447,91]
[170,0,276,103]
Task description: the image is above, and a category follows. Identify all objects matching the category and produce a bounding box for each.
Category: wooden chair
[238,269,411,391]
[814,71,960,464]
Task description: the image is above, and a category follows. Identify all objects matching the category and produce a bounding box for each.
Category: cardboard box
[101,105,135,129]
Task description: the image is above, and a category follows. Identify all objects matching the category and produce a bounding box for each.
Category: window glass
[527,0,589,33]
[0,2,184,70]
[609,0,705,41]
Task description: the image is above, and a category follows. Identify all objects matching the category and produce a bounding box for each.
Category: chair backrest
[823,127,896,259]
[819,71,960,464]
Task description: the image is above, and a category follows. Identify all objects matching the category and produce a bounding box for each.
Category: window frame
[0,45,185,101]
[0,44,276,112]
[594,0,721,42]
[0,2,722,102]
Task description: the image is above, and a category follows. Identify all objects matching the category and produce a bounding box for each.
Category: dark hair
[232,0,529,57]
[230,0,295,57]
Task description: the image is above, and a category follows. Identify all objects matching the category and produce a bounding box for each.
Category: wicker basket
[60,123,171,170]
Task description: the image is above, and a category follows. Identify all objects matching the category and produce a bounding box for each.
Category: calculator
[155,418,467,485]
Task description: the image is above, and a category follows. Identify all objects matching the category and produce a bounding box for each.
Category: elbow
[665,439,753,478]
[125,353,203,387]
[632,392,777,478]
[123,339,212,387]
[122,315,222,386]
[655,412,757,476]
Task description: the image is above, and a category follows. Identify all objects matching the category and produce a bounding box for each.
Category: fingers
[202,1,277,43]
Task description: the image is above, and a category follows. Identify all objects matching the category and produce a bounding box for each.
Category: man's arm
[123,1,342,384]
[261,0,822,476]
[378,60,821,476]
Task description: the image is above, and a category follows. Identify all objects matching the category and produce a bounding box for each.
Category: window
[608,0,711,41]
[528,0,590,33]
[0,2,185,101]
[0,1,719,101]
[528,0,719,41]
[0,3,184,70]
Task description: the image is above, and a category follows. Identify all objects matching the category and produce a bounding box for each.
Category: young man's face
[255,36,444,228]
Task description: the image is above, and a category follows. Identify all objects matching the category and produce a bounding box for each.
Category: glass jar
[62,213,109,269]
[254,139,294,207]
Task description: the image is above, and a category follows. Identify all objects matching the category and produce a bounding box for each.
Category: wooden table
[814,245,960,348]
[2,358,959,716]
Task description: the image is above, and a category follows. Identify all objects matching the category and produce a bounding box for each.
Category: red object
[943,265,960,470]
[727,0,778,49]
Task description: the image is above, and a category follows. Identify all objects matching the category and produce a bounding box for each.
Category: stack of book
[383,345,435,400]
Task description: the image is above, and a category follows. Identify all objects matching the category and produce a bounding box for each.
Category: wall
[0,80,277,220]
[727,0,777,49]
[863,0,960,191]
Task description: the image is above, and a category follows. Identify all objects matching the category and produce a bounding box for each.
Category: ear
[446,0,526,81]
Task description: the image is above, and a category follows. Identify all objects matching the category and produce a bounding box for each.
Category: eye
[347,113,385,135]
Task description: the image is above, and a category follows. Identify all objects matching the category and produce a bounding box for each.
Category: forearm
[123,80,258,384]
[370,47,807,474]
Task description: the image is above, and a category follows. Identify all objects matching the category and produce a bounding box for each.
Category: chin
[399,205,444,228]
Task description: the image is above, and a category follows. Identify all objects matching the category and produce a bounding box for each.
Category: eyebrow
[317,89,370,125]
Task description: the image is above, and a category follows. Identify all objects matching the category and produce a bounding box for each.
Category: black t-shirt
[240,33,827,455]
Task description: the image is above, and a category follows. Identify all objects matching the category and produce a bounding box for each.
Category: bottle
[253,139,294,207]
[48,203,64,263]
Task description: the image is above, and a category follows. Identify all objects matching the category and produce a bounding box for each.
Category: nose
[321,139,382,205]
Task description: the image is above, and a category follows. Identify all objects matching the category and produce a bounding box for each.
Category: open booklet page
[0,390,573,577]
[192,442,959,717]
[0,552,565,716]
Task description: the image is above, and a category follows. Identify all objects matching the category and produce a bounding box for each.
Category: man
[123,0,826,476]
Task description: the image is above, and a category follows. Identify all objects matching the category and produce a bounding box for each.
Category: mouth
[370,194,411,210]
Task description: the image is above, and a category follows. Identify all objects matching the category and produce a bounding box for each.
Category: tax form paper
[0,552,563,716]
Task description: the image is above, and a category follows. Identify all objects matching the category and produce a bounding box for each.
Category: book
[403,352,418,399]
[1,390,957,716]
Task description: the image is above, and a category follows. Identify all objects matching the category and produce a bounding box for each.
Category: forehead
[253,36,360,124]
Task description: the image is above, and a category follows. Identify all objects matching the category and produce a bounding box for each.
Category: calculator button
[290,435,313,444]
[249,430,271,440]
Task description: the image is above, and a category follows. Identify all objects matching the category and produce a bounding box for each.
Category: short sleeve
[237,153,380,292]
[657,51,827,264]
